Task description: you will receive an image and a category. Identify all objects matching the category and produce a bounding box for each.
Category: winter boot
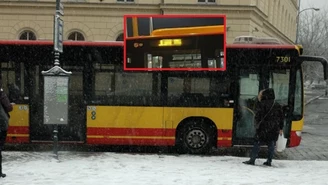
[242,160,255,165]
[263,161,272,166]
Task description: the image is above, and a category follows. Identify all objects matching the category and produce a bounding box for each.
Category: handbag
[276,132,287,152]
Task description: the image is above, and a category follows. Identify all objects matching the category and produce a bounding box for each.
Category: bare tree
[298,9,328,85]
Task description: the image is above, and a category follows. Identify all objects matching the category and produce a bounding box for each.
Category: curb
[305,94,325,106]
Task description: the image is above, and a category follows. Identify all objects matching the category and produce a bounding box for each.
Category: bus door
[268,67,295,146]
[233,68,260,145]
[29,63,86,143]
[233,67,292,145]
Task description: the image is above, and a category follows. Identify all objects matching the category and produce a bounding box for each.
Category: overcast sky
[300,0,328,9]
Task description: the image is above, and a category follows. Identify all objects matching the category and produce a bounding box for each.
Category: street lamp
[295,6,320,43]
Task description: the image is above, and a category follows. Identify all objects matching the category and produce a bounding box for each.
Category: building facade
[0,0,298,44]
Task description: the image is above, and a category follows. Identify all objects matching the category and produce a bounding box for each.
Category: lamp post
[295,4,320,43]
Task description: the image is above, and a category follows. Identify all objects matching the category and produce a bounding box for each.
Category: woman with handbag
[0,76,14,178]
[243,88,284,166]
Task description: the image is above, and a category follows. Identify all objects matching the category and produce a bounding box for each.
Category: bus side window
[210,78,231,107]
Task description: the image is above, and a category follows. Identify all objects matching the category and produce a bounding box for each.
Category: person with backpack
[243,88,284,166]
[0,77,14,178]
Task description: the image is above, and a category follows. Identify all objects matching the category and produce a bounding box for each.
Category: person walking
[243,88,284,166]
[0,77,14,178]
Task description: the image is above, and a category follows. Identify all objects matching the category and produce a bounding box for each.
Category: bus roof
[0,40,298,50]
[227,44,297,49]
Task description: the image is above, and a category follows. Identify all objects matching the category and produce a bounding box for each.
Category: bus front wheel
[176,119,215,154]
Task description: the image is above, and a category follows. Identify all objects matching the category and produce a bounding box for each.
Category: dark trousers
[250,140,275,163]
[0,130,7,174]
[0,130,7,150]
[0,150,2,174]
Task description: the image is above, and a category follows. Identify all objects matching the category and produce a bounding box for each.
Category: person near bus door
[0,76,14,178]
[243,88,284,166]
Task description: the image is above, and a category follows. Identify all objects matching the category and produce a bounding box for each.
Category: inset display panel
[124,14,226,71]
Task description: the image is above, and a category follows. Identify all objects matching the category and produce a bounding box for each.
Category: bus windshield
[269,69,290,106]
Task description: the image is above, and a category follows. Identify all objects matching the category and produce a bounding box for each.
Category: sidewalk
[277,130,328,160]
[277,91,328,161]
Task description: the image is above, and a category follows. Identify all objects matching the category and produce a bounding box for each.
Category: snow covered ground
[1,151,328,185]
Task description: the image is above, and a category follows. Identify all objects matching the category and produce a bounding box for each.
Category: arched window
[116,33,124,41]
[68,31,85,41]
[19,30,37,40]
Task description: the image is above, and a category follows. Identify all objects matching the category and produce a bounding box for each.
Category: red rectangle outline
[123,14,226,71]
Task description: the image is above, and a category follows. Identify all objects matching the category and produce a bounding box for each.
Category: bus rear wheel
[176,120,215,154]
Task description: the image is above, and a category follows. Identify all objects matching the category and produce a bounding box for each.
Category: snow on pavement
[1,151,328,185]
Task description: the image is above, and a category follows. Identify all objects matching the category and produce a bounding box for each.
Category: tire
[176,120,215,154]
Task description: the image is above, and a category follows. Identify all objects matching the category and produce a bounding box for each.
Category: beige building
[0,0,298,44]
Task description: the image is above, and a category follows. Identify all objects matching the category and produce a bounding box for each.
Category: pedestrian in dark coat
[0,77,14,178]
[243,88,284,166]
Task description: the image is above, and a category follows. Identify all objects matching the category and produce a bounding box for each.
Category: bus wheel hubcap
[186,129,206,149]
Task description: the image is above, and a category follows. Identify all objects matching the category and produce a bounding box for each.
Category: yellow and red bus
[0,27,327,154]
[125,25,328,152]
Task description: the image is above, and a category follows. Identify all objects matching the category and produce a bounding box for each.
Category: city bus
[0,33,327,154]
[125,25,328,152]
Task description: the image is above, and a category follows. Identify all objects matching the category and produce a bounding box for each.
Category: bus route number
[276,56,291,63]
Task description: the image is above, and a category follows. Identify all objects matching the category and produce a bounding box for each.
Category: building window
[198,0,216,3]
[68,31,85,41]
[116,33,124,41]
[19,30,37,40]
[117,0,134,2]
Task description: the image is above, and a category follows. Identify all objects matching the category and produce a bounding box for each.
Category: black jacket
[0,88,13,118]
[254,88,284,142]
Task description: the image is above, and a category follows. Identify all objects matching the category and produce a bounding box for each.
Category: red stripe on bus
[0,40,124,47]
[87,138,175,146]
[289,131,301,147]
[7,126,29,134]
[218,129,232,137]
[0,40,297,49]
[217,140,232,147]
[6,137,29,143]
[164,129,176,137]
[87,127,176,137]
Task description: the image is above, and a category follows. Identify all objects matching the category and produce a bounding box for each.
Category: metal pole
[53,0,63,159]
[54,0,63,66]
[54,51,60,66]
[295,0,301,43]
[53,124,59,159]
[149,17,153,35]
[325,80,328,96]
[295,5,320,44]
